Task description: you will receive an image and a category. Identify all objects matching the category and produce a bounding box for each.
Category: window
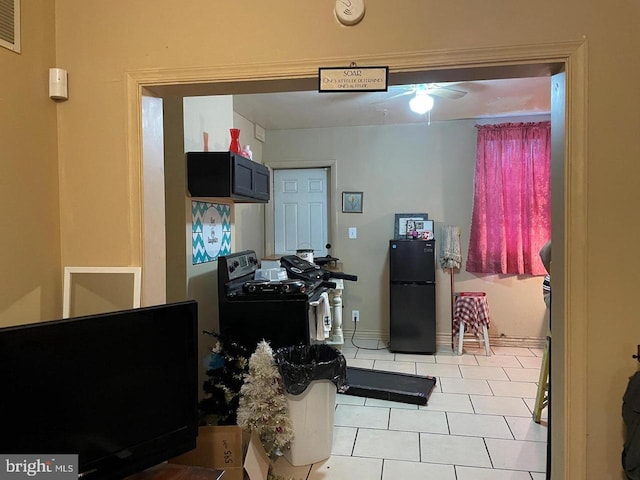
[466,122,551,275]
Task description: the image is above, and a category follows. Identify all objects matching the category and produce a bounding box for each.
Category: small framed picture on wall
[342,192,363,213]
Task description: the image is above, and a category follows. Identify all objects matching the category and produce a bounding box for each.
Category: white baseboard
[436,332,546,350]
[343,328,546,350]
[342,328,387,343]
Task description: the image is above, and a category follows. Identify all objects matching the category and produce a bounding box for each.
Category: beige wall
[0,0,60,326]
[181,95,234,341]
[162,97,266,388]
[141,95,166,306]
[265,118,551,344]
[162,96,188,304]
[176,100,266,336]
[232,111,267,259]
[0,0,629,478]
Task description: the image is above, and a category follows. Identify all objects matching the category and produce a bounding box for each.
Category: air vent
[0,0,20,53]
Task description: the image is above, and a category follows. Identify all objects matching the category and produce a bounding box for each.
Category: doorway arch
[126,40,588,479]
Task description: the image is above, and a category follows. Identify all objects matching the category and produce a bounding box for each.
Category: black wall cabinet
[186,151,270,203]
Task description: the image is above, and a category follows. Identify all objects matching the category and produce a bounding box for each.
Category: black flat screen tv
[0,300,199,480]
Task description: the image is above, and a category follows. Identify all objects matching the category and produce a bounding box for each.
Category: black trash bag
[274,344,348,396]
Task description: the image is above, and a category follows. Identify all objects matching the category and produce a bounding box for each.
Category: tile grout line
[351,427,359,457]
[470,393,477,414]
[487,378,497,396]
[482,437,495,470]
[503,413,517,440]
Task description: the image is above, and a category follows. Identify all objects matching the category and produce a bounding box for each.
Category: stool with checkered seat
[453,292,491,356]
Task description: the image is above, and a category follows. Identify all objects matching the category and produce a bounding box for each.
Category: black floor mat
[343,366,437,406]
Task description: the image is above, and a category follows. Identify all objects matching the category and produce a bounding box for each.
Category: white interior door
[274,168,328,256]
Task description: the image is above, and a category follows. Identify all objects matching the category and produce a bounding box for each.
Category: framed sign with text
[319,66,388,92]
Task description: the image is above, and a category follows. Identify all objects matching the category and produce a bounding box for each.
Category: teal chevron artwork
[192,201,231,264]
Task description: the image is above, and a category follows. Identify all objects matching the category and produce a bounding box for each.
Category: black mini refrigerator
[389,239,436,353]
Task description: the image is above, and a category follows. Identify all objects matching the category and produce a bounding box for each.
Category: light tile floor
[272,339,548,480]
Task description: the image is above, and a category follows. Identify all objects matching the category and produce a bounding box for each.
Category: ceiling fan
[377,83,468,115]
[386,83,468,101]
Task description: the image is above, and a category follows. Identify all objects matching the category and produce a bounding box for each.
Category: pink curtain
[466,122,551,275]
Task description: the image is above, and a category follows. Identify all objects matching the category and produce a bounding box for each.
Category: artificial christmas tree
[199,330,250,426]
[237,341,294,459]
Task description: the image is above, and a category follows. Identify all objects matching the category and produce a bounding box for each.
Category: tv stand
[125,463,224,480]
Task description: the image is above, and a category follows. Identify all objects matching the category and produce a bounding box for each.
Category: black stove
[216,250,358,351]
[217,251,330,351]
[219,251,327,301]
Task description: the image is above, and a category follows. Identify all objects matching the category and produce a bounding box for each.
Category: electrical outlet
[351,310,360,322]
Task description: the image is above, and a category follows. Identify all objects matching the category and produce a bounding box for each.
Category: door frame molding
[126,39,588,479]
[265,160,337,257]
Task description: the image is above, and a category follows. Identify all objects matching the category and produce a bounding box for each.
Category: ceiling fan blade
[426,86,467,100]
[370,89,415,105]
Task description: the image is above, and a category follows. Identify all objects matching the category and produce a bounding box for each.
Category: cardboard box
[171,426,268,480]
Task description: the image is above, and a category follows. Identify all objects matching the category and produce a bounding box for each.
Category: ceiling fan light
[409,93,434,114]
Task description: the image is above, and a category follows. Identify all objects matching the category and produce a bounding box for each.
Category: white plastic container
[283,379,336,466]
[296,249,314,264]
